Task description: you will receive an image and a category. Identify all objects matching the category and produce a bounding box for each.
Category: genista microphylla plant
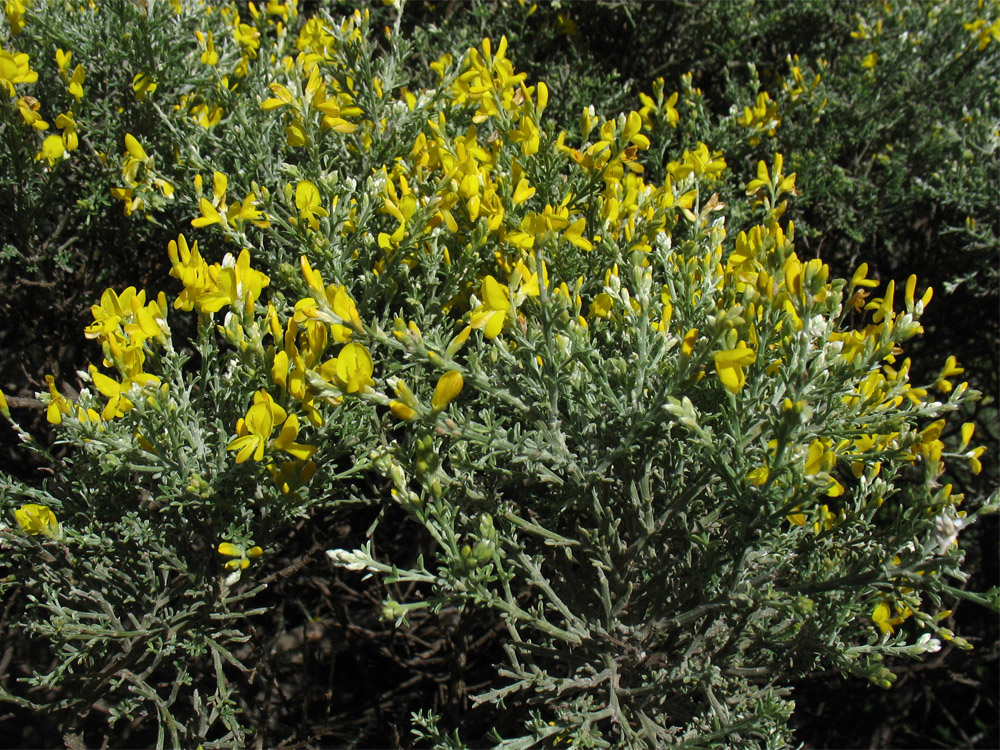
[0,0,997,747]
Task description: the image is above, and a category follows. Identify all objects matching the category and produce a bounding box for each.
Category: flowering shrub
[0,0,996,747]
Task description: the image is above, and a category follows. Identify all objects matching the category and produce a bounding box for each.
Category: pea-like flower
[227,390,287,463]
[713,342,756,394]
[14,503,61,539]
[470,275,511,339]
[272,413,317,460]
[218,542,263,585]
[217,542,264,571]
[432,370,464,412]
[320,342,374,394]
[295,180,329,231]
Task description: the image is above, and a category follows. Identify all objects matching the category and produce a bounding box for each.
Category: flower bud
[432,370,464,412]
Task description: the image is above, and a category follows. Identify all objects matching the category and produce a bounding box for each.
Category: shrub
[0,0,996,747]
[402,0,1000,425]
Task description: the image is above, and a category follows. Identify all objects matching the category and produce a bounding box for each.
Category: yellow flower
[36,134,65,165]
[958,422,975,451]
[286,119,308,147]
[432,370,464,412]
[849,263,880,291]
[513,178,536,204]
[55,48,72,75]
[713,341,756,394]
[295,180,329,231]
[228,192,269,228]
[745,153,796,200]
[227,390,287,463]
[267,458,317,496]
[389,400,416,420]
[964,18,1000,50]
[872,602,893,634]
[470,275,511,339]
[296,258,362,338]
[865,279,895,324]
[191,197,223,227]
[968,445,987,475]
[88,364,136,420]
[261,82,295,110]
[55,113,78,151]
[271,412,317,460]
[589,292,613,319]
[124,133,148,162]
[872,600,910,635]
[195,30,218,66]
[668,142,726,180]
[511,258,546,299]
[132,72,157,99]
[737,92,781,140]
[44,375,72,424]
[913,418,946,473]
[16,96,47,130]
[14,503,61,539]
[198,249,270,313]
[935,355,964,393]
[234,22,261,56]
[447,326,473,357]
[330,342,374,394]
[804,439,834,475]
[0,48,38,97]
[67,63,85,101]
[5,0,27,34]
[265,0,290,21]
[681,328,698,357]
[217,542,263,570]
[167,234,212,311]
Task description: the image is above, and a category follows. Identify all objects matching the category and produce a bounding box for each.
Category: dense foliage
[0,0,996,747]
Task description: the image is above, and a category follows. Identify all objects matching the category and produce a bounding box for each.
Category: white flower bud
[326,548,371,571]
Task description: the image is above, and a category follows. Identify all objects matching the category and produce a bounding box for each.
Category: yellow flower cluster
[217,541,264,583]
[190,171,270,232]
[111,134,175,216]
[5,0,28,33]
[258,13,366,148]
[31,282,170,427]
[208,254,371,491]
[637,77,679,130]
[964,16,1000,50]
[872,599,913,636]
[467,262,544,339]
[228,390,314,463]
[218,541,263,569]
[167,234,269,315]
[781,55,824,105]
[0,44,37,96]
[737,91,781,145]
[1,41,82,165]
